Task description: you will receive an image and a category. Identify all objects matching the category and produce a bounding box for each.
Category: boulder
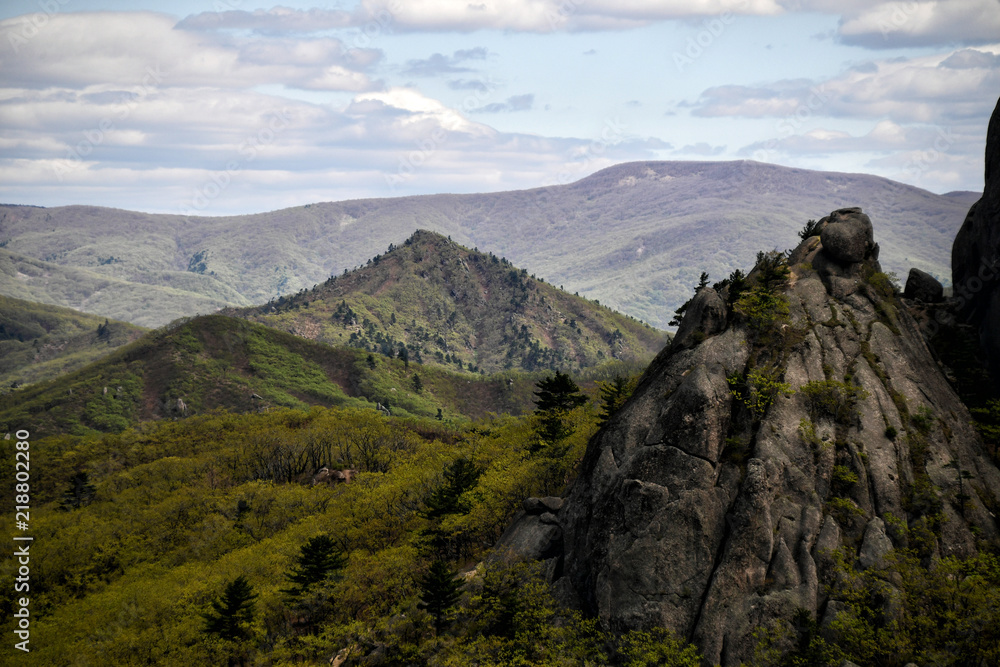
[672,286,727,350]
[904,268,944,302]
[819,207,874,264]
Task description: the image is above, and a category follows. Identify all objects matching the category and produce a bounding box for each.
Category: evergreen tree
[424,458,482,519]
[533,371,588,443]
[596,375,636,427]
[59,471,97,510]
[412,373,423,394]
[283,535,347,596]
[418,560,463,632]
[203,575,257,641]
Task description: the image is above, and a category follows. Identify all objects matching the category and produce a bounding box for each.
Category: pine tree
[283,535,347,596]
[203,575,257,641]
[59,472,97,510]
[424,458,481,519]
[596,375,636,426]
[412,373,423,394]
[533,371,588,443]
[418,560,463,632]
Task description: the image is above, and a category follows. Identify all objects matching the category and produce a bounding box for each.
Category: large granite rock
[819,207,875,264]
[953,96,1000,386]
[903,268,944,303]
[527,208,1000,665]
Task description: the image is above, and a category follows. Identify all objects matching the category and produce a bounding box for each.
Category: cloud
[176,7,355,32]
[0,12,382,92]
[691,47,1000,124]
[677,142,726,156]
[170,0,998,49]
[402,47,490,76]
[836,0,1000,48]
[472,94,535,113]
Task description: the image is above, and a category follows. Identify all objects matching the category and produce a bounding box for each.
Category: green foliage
[617,627,703,667]
[283,535,346,596]
[831,465,859,494]
[733,287,790,341]
[754,250,791,292]
[827,549,1000,666]
[418,560,463,631]
[865,269,900,300]
[596,374,639,426]
[800,379,868,424]
[533,371,589,443]
[910,405,935,435]
[424,457,482,519]
[798,219,821,240]
[203,575,258,641]
[59,471,97,510]
[728,367,794,421]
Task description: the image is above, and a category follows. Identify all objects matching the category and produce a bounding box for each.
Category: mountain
[498,207,1000,665]
[0,161,974,329]
[0,246,240,328]
[0,313,552,437]
[0,295,145,390]
[230,230,668,375]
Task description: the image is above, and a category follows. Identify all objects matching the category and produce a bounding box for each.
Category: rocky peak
[952,96,1000,386]
[527,208,1000,665]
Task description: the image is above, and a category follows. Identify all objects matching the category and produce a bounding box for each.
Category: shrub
[800,379,868,424]
[798,219,822,240]
[728,367,794,421]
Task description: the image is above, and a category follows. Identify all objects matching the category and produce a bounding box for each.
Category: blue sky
[1,0,998,215]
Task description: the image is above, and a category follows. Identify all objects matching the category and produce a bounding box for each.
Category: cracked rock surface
[544,209,1000,665]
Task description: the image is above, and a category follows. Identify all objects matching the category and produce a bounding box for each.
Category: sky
[1,0,998,216]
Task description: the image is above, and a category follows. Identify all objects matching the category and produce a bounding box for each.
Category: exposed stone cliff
[953,96,1000,387]
[505,208,1000,665]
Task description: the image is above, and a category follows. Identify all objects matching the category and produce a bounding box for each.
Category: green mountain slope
[0,295,146,391]
[231,230,668,375]
[0,313,555,437]
[0,161,974,328]
[0,247,242,327]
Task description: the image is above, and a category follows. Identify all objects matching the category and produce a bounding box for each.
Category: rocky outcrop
[903,268,944,303]
[952,96,1000,386]
[534,208,1000,665]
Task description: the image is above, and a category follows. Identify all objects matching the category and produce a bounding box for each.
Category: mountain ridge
[0,160,974,329]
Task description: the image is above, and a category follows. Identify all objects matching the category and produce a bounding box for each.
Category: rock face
[540,208,1000,665]
[903,268,944,303]
[953,95,1000,385]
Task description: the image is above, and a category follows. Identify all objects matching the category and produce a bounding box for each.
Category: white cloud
[692,46,1000,124]
[837,0,1000,48]
[0,12,381,92]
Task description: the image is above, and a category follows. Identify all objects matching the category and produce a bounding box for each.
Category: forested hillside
[233,230,667,375]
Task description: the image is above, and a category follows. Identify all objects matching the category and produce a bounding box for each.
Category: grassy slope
[0,313,553,438]
[0,161,975,328]
[232,230,668,375]
[0,295,147,390]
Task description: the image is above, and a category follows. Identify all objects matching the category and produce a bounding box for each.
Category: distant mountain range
[0,295,145,391]
[0,160,977,329]
[229,230,667,375]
